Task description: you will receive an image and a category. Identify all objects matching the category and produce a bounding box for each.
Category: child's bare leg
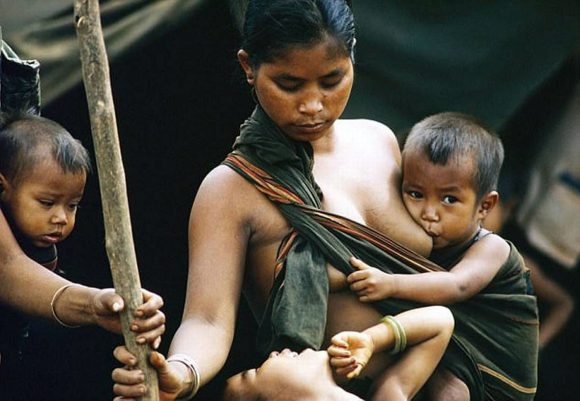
[426,368,469,401]
[368,306,454,401]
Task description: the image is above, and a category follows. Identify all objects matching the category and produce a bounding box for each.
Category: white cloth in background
[517,80,580,268]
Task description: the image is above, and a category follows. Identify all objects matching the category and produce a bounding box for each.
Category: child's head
[401,112,504,250]
[0,111,91,248]
[223,349,362,401]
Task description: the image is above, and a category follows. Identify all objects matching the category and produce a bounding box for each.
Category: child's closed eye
[38,199,54,207]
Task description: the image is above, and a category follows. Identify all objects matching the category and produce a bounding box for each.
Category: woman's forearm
[0,252,103,326]
[168,318,235,389]
[0,250,71,317]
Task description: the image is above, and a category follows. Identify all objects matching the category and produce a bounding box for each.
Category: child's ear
[478,191,499,219]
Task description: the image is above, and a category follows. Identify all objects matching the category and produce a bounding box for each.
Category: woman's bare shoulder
[337,119,400,151]
[194,165,263,217]
[337,118,395,136]
[336,118,401,163]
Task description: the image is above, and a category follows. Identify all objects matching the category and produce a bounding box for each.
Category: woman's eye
[39,200,54,207]
[443,195,458,204]
[408,191,422,199]
[321,78,342,89]
[277,82,301,92]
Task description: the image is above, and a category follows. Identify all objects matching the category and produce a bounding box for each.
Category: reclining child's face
[224,348,339,401]
[0,158,86,248]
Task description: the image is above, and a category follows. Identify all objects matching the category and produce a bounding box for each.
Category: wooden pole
[74,1,159,400]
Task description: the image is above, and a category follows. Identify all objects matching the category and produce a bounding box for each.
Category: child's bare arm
[328,306,454,380]
[348,234,509,304]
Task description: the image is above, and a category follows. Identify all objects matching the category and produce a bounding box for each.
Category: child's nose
[421,204,439,222]
[51,208,68,225]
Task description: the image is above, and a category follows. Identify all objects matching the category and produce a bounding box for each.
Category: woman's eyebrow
[276,68,344,81]
[322,68,344,78]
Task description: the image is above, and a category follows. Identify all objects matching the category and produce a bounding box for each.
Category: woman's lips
[296,122,326,133]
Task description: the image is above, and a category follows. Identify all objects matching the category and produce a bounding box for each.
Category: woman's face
[224,349,337,400]
[238,37,354,143]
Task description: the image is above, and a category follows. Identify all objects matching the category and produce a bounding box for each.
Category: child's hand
[347,257,395,302]
[328,331,374,379]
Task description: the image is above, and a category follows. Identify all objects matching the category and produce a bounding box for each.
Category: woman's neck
[310,122,337,154]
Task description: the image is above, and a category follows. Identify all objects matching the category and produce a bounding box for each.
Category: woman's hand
[91,288,165,348]
[112,346,183,401]
[327,331,374,379]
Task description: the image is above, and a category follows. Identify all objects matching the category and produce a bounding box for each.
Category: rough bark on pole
[74,1,159,400]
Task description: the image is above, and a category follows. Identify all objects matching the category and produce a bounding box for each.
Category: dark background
[8,2,259,400]
[3,1,579,400]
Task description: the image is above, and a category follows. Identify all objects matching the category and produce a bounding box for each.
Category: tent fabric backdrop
[1,0,209,105]
[2,1,579,132]
[343,1,580,133]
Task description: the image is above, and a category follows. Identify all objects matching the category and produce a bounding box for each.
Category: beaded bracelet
[50,284,81,328]
[166,353,201,400]
[380,315,407,354]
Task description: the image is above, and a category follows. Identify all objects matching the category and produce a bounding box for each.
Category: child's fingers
[358,294,371,303]
[349,257,369,270]
[346,270,366,284]
[346,363,364,379]
[327,345,350,358]
[330,355,356,369]
[330,335,349,348]
[335,362,358,377]
[348,279,368,293]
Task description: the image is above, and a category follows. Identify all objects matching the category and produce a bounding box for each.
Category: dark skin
[112,38,432,401]
[0,208,166,346]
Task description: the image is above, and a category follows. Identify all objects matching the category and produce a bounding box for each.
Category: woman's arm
[169,168,250,392]
[113,167,252,399]
[0,208,68,315]
[0,208,165,342]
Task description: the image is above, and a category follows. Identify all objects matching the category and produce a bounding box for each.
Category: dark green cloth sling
[222,106,539,401]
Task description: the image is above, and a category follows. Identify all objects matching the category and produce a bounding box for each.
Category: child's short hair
[403,112,504,199]
[0,111,91,185]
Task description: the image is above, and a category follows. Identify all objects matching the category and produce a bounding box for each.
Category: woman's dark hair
[241,0,355,67]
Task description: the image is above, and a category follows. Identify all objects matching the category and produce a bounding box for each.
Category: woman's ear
[0,173,8,197]
[237,50,255,85]
[478,191,499,219]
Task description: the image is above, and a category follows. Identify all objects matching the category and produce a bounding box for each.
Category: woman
[112,1,444,400]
